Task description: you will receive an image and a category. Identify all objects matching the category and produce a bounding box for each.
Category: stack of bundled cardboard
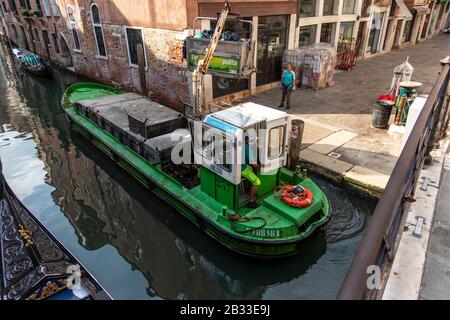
[301,44,336,90]
[283,43,336,90]
[282,49,303,87]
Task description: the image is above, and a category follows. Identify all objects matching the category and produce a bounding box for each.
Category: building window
[342,0,356,14]
[35,0,42,12]
[300,0,316,18]
[2,1,7,12]
[19,0,31,10]
[91,4,107,57]
[52,33,59,52]
[361,0,371,18]
[125,27,146,67]
[299,25,316,47]
[339,21,354,41]
[323,0,335,16]
[11,24,18,39]
[34,28,40,42]
[389,2,396,17]
[50,0,59,16]
[8,0,16,14]
[402,20,412,43]
[320,23,334,44]
[67,5,81,51]
[42,29,51,46]
[41,0,50,16]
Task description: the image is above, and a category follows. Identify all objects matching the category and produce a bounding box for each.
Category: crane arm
[198,1,230,74]
[193,1,231,115]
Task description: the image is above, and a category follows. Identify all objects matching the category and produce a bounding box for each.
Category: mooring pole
[137,43,148,96]
[289,119,304,172]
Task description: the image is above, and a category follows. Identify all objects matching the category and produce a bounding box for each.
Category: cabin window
[208,134,233,173]
[50,0,59,16]
[67,5,81,51]
[124,27,146,67]
[41,0,50,16]
[268,126,285,159]
[91,4,106,57]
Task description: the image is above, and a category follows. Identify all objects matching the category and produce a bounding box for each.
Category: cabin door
[260,117,289,174]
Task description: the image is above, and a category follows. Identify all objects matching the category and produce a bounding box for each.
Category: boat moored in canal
[0,159,111,300]
[62,82,331,258]
[11,47,49,76]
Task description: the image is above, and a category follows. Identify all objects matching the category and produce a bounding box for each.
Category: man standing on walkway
[279,64,296,110]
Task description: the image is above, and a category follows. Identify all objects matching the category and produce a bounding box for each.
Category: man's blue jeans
[280,84,293,109]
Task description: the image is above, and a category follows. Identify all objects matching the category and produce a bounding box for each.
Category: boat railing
[337,57,450,300]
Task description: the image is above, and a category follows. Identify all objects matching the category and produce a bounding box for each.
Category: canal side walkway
[382,131,450,300]
[247,34,450,198]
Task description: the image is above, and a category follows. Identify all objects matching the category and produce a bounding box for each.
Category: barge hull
[66,108,330,258]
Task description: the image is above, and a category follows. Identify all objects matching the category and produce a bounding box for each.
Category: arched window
[90,4,106,57]
[67,5,81,51]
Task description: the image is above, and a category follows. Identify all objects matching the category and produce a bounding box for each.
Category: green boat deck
[62,82,331,257]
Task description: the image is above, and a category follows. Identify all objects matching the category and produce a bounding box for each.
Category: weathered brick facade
[1,0,191,110]
[1,0,449,111]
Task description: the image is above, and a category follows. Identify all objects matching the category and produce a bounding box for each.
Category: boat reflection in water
[0,41,374,299]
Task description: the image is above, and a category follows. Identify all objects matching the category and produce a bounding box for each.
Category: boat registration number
[250,228,281,238]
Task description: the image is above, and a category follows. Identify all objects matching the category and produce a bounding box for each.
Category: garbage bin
[372,100,395,129]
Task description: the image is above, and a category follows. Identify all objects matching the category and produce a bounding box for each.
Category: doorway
[60,35,73,67]
[393,19,403,49]
[367,12,385,54]
[356,21,366,58]
[256,15,288,86]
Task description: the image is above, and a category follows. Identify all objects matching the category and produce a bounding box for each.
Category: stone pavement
[246,33,450,198]
[420,152,450,300]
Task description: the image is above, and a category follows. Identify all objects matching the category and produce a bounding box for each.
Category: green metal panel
[263,179,324,225]
[188,53,241,75]
[200,166,216,198]
[200,167,238,210]
[257,169,279,197]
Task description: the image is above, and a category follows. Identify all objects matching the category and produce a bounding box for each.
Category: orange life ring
[280,185,314,208]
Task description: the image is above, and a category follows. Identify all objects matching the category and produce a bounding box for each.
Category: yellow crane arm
[193,1,231,115]
[198,1,230,74]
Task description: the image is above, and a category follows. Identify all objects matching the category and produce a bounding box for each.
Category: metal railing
[337,58,450,300]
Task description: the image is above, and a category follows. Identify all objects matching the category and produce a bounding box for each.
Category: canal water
[0,42,375,300]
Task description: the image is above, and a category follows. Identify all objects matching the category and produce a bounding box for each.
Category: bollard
[289,119,304,172]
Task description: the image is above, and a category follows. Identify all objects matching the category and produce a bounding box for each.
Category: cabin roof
[208,102,287,129]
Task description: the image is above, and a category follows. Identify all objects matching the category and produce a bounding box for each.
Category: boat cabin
[193,102,291,211]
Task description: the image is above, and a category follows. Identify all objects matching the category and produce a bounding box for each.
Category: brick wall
[3,2,190,111]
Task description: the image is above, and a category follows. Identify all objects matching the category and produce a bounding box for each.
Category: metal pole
[137,43,148,97]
